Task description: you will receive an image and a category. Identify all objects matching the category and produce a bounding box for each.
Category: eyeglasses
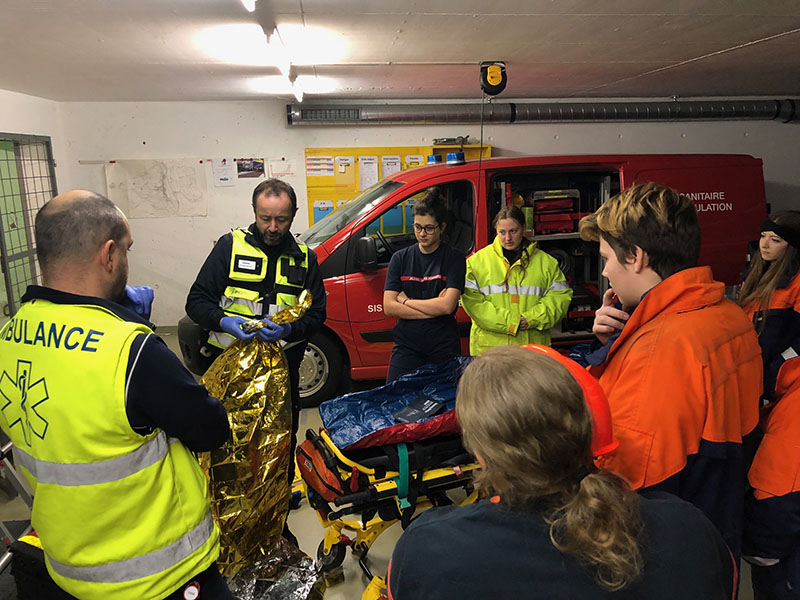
[413,224,439,234]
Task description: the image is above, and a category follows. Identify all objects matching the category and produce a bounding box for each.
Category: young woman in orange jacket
[740,211,800,599]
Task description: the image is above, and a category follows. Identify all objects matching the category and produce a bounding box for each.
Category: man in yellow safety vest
[0,191,232,599]
[185,178,327,490]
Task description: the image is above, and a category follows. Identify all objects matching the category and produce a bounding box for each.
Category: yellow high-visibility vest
[209,228,308,348]
[0,299,219,599]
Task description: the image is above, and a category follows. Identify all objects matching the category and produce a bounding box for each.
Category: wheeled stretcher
[297,427,479,598]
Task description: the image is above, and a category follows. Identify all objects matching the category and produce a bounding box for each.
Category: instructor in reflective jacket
[0,191,232,599]
[185,178,326,483]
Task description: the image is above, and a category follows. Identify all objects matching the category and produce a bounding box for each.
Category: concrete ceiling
[2,0,799,102]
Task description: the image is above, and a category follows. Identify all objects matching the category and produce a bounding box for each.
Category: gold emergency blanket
[200,290,312,576]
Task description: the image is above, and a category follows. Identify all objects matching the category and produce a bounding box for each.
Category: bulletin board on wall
[305,144,490,224]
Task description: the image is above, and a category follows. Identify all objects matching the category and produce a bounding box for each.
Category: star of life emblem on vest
[0,360,49,446]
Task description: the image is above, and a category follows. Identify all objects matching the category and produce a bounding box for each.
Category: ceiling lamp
[240,0,256,12]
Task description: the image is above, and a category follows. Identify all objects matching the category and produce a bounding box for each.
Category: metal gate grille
[0,134,57,320]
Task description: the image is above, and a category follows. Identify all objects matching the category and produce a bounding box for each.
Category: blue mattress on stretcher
[318,357,471,450]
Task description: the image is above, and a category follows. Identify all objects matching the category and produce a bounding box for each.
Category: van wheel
[299,333,344,408]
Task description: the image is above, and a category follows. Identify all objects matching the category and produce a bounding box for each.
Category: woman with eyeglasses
[383,187,466,382]
[462,205,572,356]
[388,345,736,599]
[738,211,800,599]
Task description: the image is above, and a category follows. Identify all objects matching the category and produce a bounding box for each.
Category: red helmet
[521,344,618,459]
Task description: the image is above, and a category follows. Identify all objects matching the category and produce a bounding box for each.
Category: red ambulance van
[179,154,766,406]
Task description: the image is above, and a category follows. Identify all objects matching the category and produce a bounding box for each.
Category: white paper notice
[381,155,401,177]
[269,159,296,178]
[212,158,236,187]
[359,156,379,190]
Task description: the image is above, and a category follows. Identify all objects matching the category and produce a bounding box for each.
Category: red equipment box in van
[179,154,767,406]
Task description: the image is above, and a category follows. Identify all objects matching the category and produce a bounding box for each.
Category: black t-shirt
[502,246,522,265]
[389,492,734,600]
[384,243,466,345]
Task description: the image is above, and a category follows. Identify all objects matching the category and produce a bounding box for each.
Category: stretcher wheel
[317,540,347,571]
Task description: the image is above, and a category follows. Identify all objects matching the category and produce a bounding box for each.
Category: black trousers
[386,334,461,383]
[285,343,305,485]
[164,563,233,599]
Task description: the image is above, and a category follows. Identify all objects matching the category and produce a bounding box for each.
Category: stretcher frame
[299,429,479,599]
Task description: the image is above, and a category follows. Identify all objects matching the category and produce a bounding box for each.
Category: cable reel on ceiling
[480,61,507,96]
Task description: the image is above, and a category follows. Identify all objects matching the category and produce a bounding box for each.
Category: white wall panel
[4,93,798,324]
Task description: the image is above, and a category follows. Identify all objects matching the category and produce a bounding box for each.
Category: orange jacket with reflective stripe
[590,267,762,490]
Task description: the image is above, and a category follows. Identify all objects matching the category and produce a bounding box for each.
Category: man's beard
[110,264,128,302]
[262,230,283,246]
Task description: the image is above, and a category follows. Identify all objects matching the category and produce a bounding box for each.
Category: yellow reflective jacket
[0,299,219,599]
[462,236,572,355]
[209,227,309,348]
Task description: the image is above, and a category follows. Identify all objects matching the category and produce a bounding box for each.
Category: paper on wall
[359,155,379,191]
[212,158,236,187]
[105,159,208,218]
[382,155,401,177]
[269,159,296,178]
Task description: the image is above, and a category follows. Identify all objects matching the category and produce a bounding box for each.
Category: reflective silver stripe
[743,555,781,567]
[219,296,263,315]
[548,280,570,291]
[47,512,214,584]
[477,283,563,296]
[508,284,546,296]
[477,284,509,295]
[782,347,799,361]
[464,279,479,290]
[15,432,176,486]
[208,330,234,348]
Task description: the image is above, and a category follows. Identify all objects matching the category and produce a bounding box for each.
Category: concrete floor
[0,326,756,599]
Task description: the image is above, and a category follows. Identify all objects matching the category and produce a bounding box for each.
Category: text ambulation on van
[295,154,767,404]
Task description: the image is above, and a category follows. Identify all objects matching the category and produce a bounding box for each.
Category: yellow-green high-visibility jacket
[462,236,572,355]
[0,299,219,600]
[208,227,309,348]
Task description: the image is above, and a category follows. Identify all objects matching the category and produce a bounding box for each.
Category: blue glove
[122,285,154,319]
[220,315,256,341]
[257,319,292,343]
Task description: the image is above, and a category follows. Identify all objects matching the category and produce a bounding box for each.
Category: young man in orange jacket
[745,354,800,599]
[579,182,763,561]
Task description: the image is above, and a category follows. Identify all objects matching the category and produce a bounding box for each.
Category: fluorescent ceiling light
[195,24,347,66]
[240,0,256,12]
[249,75,337,95]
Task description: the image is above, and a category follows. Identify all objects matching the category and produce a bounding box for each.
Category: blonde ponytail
[548,470,644,591]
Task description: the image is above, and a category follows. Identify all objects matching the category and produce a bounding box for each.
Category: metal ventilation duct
[286,99,798,126]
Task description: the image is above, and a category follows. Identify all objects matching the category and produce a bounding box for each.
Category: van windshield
[298,179,404,249]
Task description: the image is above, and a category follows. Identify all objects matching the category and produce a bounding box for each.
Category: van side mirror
[354,236,379,271]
